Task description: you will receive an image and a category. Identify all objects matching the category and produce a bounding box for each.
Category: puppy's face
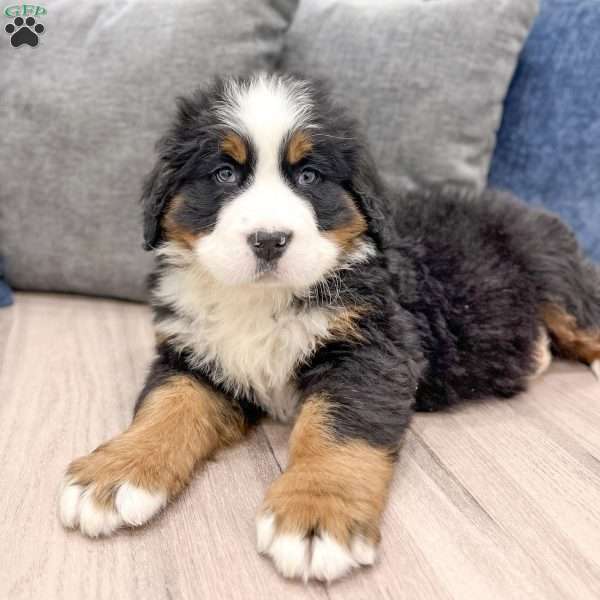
[143,75,380,290]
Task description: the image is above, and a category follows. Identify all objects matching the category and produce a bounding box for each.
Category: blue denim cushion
[489,0,600,262]
[0,256,13,308]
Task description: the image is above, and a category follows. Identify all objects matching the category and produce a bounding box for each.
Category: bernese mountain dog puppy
[59,73,600,582]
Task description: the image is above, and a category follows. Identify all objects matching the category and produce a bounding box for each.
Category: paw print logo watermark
[5,15,44,46]
[3,4,46,48]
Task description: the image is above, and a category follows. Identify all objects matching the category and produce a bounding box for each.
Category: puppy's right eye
[214,166,238,184]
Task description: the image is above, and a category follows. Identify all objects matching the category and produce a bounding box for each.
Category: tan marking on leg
[530,328,552,380]
[542,303,600,365]
[162,195,199,249]
[67,375,246,505]
[286,130,312,165]
[262,395,394,545]
[325,199,367,252]
[221,132,247,164]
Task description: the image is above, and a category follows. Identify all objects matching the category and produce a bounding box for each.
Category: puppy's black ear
[141,86,223,250]
[141,157,175,251]
[140,92,209,251]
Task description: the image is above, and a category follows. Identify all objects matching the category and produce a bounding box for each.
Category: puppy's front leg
[59,367,248,537]
[257,384,412,582]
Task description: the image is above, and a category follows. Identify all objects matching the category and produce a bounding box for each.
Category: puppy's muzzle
[247,230,293,263]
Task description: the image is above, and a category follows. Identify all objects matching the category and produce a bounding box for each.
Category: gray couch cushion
[0,1,294,301]
[283,0,538,192]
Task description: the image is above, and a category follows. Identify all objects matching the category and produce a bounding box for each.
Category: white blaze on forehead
[216,73,314,169]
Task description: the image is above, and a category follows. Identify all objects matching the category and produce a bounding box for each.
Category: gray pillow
[283,0,539,192]
[0,1,295,301]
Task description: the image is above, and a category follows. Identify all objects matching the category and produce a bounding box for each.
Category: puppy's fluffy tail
[487,191,600,379]
[537,237,600,380]
[527,212,600,378]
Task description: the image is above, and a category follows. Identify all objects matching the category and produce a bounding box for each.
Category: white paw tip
[256,512,276,554]
[59,477,167,537]
[59,480,84,528]
[256,514,376,582]
[115,483,167,526]
[269,533,310,579]
[310,533,357,582]
[591,360,600,381]
[350,535,377,566]
[78,487,122,537]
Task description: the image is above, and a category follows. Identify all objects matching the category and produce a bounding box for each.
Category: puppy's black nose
[247,230,293,262]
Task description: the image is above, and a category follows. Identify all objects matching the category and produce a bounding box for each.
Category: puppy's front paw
[59,443,167,537]
[256,512,376,583]
[256,471,380,582]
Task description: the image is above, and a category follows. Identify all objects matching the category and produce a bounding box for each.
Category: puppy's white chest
[199,302,332,420]
[154,266,334,420]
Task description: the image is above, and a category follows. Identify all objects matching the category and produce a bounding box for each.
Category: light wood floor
[1,293,600,600]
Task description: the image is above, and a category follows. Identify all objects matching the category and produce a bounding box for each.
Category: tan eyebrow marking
[287,130,313,164]
[221,132,247,164]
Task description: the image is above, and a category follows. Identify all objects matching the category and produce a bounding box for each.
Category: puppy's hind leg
[515,205,600,381]
[529,328,553,380]
[542,303,600,381]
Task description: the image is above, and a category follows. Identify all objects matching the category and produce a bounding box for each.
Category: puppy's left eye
[214,166,238,184]
[296,168,319,186]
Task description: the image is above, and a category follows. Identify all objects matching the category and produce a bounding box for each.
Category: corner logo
[4,4,45,47]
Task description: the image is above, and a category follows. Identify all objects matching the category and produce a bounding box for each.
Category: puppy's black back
[389,188,600,410]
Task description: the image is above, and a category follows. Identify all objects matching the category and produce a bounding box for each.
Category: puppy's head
[142,73,385,289]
